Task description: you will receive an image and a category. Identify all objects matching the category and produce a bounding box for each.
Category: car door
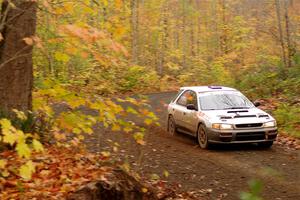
[182,91,199,134]
[173,90,189,128]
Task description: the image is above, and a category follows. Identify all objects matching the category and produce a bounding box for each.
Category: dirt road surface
[85,92,300,200]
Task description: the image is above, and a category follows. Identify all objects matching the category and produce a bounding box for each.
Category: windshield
[199,91,254,110]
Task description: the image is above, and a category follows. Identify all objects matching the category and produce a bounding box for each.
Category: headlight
[263,121,276,128]
[212,123,233,130]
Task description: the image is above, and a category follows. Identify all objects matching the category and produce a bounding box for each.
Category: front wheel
[197,124,210,149]
[168,116,177,136]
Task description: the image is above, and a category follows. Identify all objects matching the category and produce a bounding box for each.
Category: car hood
[201,107,275,124]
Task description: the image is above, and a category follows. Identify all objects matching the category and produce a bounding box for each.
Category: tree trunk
[131,0,139,65]
[275,0,287,68]
[195,0,201,58]
[182,0,187,69]
[0,0,37,112]
[220,0,228,55]
[283,0,292,67]
[158,5,168,76]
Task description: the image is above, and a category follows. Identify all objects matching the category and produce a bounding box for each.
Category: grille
[235,132,265,141]
[235,123,263,128]
[234,115,257,118]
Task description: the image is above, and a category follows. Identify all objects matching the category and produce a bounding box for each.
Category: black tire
[258,141,273,149]
[168,116,177,136]
[197,124,210,149]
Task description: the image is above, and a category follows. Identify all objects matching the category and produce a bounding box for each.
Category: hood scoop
[220,116,233,119]
[220,114,257,119]
[258,114,269,118]
[227,110,248,113]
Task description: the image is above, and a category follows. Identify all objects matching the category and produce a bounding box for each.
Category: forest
[0,0,299,199]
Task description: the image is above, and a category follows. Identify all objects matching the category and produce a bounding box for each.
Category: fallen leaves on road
[275,134,300,150]
[0,146,112,199]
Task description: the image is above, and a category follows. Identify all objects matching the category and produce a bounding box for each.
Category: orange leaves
[0,146,111,199]
[58,24,129,67]
[61,25,106,43]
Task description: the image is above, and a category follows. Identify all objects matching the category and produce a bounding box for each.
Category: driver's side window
[177,91,189,106]
[177,90,198,109]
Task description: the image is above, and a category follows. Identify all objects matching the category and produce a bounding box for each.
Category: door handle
[183,112,186,115]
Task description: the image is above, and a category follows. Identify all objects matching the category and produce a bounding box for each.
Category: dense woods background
[34,0,300,135]
[0,0,299,199]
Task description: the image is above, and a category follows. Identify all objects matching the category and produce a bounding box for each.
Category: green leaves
[240,179,263,200]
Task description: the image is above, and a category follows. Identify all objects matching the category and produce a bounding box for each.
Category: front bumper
[206,127,278,144]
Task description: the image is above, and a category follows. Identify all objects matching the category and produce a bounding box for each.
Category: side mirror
[187,104,197,110]
[253,101,261,107]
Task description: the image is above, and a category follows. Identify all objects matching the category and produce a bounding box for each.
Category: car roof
[180,86,237,93]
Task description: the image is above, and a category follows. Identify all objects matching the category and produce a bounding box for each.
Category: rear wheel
[168,116,177,136]
[197,124,210,149]
[258,141,273,149]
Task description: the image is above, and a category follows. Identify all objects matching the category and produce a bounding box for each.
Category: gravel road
[85,92,300,200]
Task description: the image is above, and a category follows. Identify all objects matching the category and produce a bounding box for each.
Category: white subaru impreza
[167,86,278,149]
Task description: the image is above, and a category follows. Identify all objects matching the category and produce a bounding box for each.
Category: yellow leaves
[100,151,111,158]
[82,6,94,14]
[115,0,122,9]
[144,118,153,125]
[65,46,78,55]
[0,117,44,180]
[63,2,75,14]
[33,139,44,152]
[0,159,7,169]
[12,109,27,121]
[19,161,35,180]
[68,97,86,109]
[0,118,12,130]
[111,124,121,131]
[142,188,148,193]
[133,132,145,145]
[16,142,31,159]
[54,52,70,63]
[0,119,18,145]
[163,170,169,178]
[102,0,109,7]
[123,126,133,133]
[3,132,18,146]
[126,107,138,114]
[114,26,126,38]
